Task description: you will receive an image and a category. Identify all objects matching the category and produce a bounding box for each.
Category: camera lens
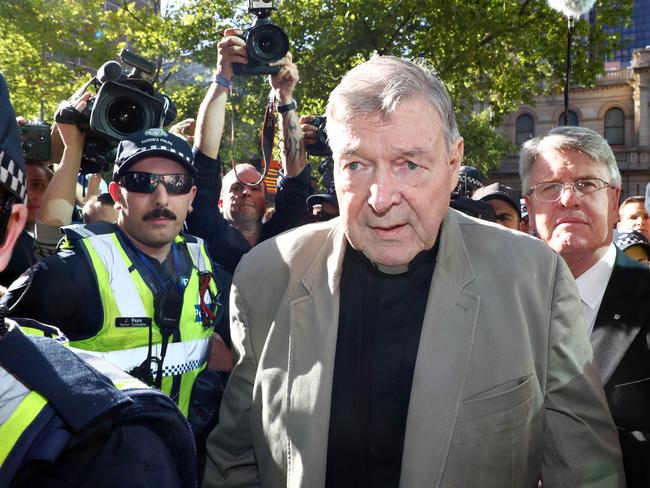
[248,24,289,63]
[107,97,145,135]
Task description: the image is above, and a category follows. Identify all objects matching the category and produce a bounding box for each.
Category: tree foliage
[0,0,632,178]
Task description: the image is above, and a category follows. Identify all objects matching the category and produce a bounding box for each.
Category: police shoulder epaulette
[61,222,116,242]
[180,232,204,246]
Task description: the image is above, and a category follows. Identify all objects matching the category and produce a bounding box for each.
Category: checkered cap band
[615,231,650,251]
[126,144,193,166]
[0,149,26,202]
[113,130,196,180]
[462,176,484,189]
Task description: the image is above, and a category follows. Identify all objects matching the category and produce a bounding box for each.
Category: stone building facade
[495,46,650,200]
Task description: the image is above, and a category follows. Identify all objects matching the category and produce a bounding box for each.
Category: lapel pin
[614,313,621,320]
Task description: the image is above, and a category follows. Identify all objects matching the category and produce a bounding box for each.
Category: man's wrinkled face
[329,97,463,267]
[219,166,268,227]
[525,148,619,260]
[618,201,650,241]
[110,156,196,252]
[26,164,51,226]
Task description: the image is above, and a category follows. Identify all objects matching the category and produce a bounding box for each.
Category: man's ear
[448,137,464,193]
[108,181,124,211]
[217,198,224,210]
[0,203,27,272]
[609,187,621,229]
[187,186,198,214]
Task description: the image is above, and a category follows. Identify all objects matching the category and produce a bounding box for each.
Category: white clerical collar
[575,243,616,312]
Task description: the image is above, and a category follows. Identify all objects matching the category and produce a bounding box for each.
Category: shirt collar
[575,243,616,310]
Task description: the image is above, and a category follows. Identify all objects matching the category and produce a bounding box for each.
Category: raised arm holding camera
[30,92,93,260]
[188,10,310,274]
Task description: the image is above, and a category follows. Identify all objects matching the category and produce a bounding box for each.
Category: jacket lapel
[400,211,479,488]
[286,222,347,488]
[284,213,479,488]
[591,249,650,385]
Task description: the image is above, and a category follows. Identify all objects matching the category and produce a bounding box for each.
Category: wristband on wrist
[277,99,297,114]
[213,74,233,90]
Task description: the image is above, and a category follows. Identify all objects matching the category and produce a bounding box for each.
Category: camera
[306,116,332,157]
[18,122,51,162]
[76,49,176,173]
[233,0,289,77]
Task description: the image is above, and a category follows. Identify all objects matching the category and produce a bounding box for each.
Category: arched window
[559,110,579,126]
[515,114,534,146]
[604,108,625,145]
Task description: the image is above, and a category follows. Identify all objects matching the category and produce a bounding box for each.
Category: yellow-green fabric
[69,232,218,416]
[0,390,47,467]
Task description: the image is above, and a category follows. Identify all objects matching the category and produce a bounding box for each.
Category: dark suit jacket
[592,249,650,487]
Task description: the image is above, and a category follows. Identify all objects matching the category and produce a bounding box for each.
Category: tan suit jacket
[204,209,624,487]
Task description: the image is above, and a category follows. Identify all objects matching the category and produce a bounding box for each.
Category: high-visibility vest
[0,321,197,487]
[61,224,219,415]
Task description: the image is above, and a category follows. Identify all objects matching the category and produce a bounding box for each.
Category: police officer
[2,125,230,418]
[0,73,197,487]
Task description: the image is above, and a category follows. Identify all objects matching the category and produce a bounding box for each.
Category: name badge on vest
[115,317,152,328]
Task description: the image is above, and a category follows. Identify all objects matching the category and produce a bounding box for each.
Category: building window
[559,110,579,126]
[604,108,625,145]
[515,114,534,146]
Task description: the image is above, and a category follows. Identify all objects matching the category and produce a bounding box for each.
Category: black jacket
[591,249,650,487]
[186,149,310,274]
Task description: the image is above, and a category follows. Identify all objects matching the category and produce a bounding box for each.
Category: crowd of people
[1,26,649,488]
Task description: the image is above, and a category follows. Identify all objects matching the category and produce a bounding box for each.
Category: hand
[84,173,103,202]
[269,51,299,104]
[55,92,91,153]
[169,118,196,145]
[300,115,319,146]
[207,332,233,372]
[216,28,247,81]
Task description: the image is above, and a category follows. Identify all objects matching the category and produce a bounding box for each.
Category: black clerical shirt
[325,245,437,488]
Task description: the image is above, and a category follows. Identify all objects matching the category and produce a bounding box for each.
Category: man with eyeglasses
[521,125,650,487]
[1,128,231,426]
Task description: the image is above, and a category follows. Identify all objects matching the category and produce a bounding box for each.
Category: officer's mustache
[143,208,177,221]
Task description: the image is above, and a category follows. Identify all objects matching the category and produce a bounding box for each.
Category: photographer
[30,93,91,259]
[186,27,310,274]
[0,120,54,288]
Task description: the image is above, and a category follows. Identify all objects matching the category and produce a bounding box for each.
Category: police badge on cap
[113,128,196,180]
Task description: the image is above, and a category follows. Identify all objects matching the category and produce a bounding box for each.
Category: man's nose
[152,182,170,205]
[558,185,579,208]
[367,171,401,213]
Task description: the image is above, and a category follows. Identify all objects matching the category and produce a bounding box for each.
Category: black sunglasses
[119,172,194,195]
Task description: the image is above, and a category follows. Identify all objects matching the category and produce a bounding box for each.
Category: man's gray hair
[325,56,460,150]
[519,126,621,192]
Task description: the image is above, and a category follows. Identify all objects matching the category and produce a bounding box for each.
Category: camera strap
[230,89,275,187]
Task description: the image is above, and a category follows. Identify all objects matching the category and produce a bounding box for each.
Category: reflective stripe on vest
[0,339,152,476]
[69,231,218,415]
[83,233,147,317]
[0,368,48,467]
[88,337,210,378]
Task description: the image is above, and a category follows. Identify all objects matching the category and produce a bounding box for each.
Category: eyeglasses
[528,178,613,203]
[119,172,194,195]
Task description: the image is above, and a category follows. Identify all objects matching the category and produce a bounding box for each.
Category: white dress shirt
[575,243,616,337]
